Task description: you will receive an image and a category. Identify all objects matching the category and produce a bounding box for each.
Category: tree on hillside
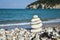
[38,0,60,7]
[38,0,60,4]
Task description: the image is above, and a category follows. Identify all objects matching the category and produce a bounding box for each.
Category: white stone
[31,28,42,32]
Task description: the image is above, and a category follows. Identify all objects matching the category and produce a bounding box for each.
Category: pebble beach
[0,19,60,40]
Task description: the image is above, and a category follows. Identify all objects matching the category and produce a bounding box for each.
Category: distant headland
[26,0,60,9]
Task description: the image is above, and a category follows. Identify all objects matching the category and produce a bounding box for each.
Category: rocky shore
[0,15,60,40]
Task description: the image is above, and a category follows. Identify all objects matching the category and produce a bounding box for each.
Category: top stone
[33,15,38,18]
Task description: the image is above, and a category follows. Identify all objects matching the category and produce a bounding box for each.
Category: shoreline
[0,19,60,30]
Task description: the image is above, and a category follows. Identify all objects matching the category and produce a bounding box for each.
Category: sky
[0,0,36,9]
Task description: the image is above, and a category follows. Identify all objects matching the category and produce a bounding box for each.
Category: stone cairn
[31,15,43,33]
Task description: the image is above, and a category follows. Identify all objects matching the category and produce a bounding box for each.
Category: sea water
[0,9,60,21]
[0,9,60,29]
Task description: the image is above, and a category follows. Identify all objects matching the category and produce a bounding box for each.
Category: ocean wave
[0,19,60,27]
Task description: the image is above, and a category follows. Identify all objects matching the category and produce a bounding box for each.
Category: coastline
[0,18,60,30]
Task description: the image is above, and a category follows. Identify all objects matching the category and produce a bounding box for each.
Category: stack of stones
[31,15,43,33]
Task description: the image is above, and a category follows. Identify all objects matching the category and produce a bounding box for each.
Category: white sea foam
[43,19,60,23]
[0,19,60,27]
[0,22,30,27]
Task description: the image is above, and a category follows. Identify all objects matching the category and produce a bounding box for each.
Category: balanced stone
[31,15,43,32]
